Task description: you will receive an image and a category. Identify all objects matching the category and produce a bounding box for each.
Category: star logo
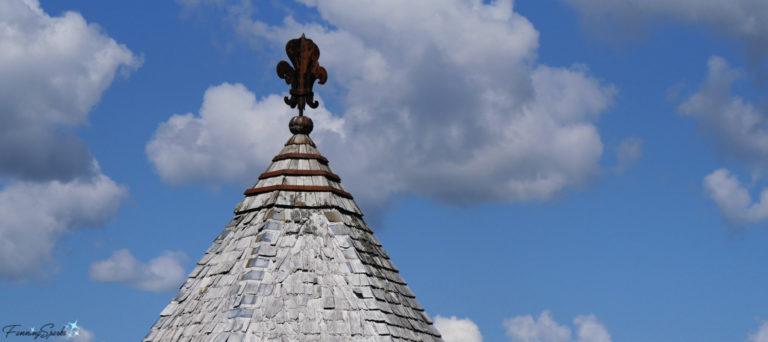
[64,320,80,340]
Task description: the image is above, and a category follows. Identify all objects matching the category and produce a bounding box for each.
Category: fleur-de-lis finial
[276,34,327,135]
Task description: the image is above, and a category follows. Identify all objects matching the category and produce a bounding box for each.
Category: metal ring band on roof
[258,169,341,182]
[272,153,329,164]
[244,185,353,199]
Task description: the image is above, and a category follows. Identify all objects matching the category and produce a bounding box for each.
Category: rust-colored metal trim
[244,185,353,199]
[235,203,363,218]
[272,153,329,164]
[259,169,341,182]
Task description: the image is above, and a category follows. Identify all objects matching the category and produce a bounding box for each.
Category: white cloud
[0,172,127,280]
[70,327,94,342]
[146,83,343,186]
[677,56,768,226]
[573,315,612,342]
[434,315,483,342]
[90,249,189,292]
[504,311,611,342]
[504,311,571,342]
[703,168,768,225]
[681,56,768,225]
[615,137,643,173]
[153,0,616,208]
[749,322,768,342]
[562,0,768,64]
[679,56,768,168]
[0,0,140,181]
[0,0,137,280]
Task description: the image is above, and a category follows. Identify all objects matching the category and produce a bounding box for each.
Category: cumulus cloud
[504,311,611,342]
[0,0,140,181]
[703,168,768,225]
[561,0,768,64]
[679,57,768,226]
[90,249,189,292]
[679,56,768,168]
[615,137,643,173]
[749,322,768,342]
[154,0,616,207]
[572,315,612,342]
[0,0,137,280]
[0,172,127,280]
[146,83,343,186]
[434,316,483,342]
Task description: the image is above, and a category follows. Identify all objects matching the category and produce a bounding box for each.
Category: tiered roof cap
[143,35,443,342]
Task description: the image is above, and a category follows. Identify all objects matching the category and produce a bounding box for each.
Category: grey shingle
[144,134,442,341]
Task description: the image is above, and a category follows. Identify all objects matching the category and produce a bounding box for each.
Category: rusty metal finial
[277,34,327,135]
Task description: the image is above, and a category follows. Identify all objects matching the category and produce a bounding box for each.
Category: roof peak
[144,34,442,342]
[284,133,315,147]
[277,34,327,136]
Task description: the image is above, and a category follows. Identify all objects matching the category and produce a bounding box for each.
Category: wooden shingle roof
[144,34,442,342]
[143,133,443,341]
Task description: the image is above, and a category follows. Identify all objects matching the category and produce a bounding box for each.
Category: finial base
[289,115,313,135]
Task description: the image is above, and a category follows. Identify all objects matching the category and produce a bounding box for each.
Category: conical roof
[143,35,443,342]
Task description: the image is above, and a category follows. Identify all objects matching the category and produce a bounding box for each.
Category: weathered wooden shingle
[144,134,442,342]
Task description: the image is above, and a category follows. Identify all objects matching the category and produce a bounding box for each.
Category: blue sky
[2,0,768,341]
